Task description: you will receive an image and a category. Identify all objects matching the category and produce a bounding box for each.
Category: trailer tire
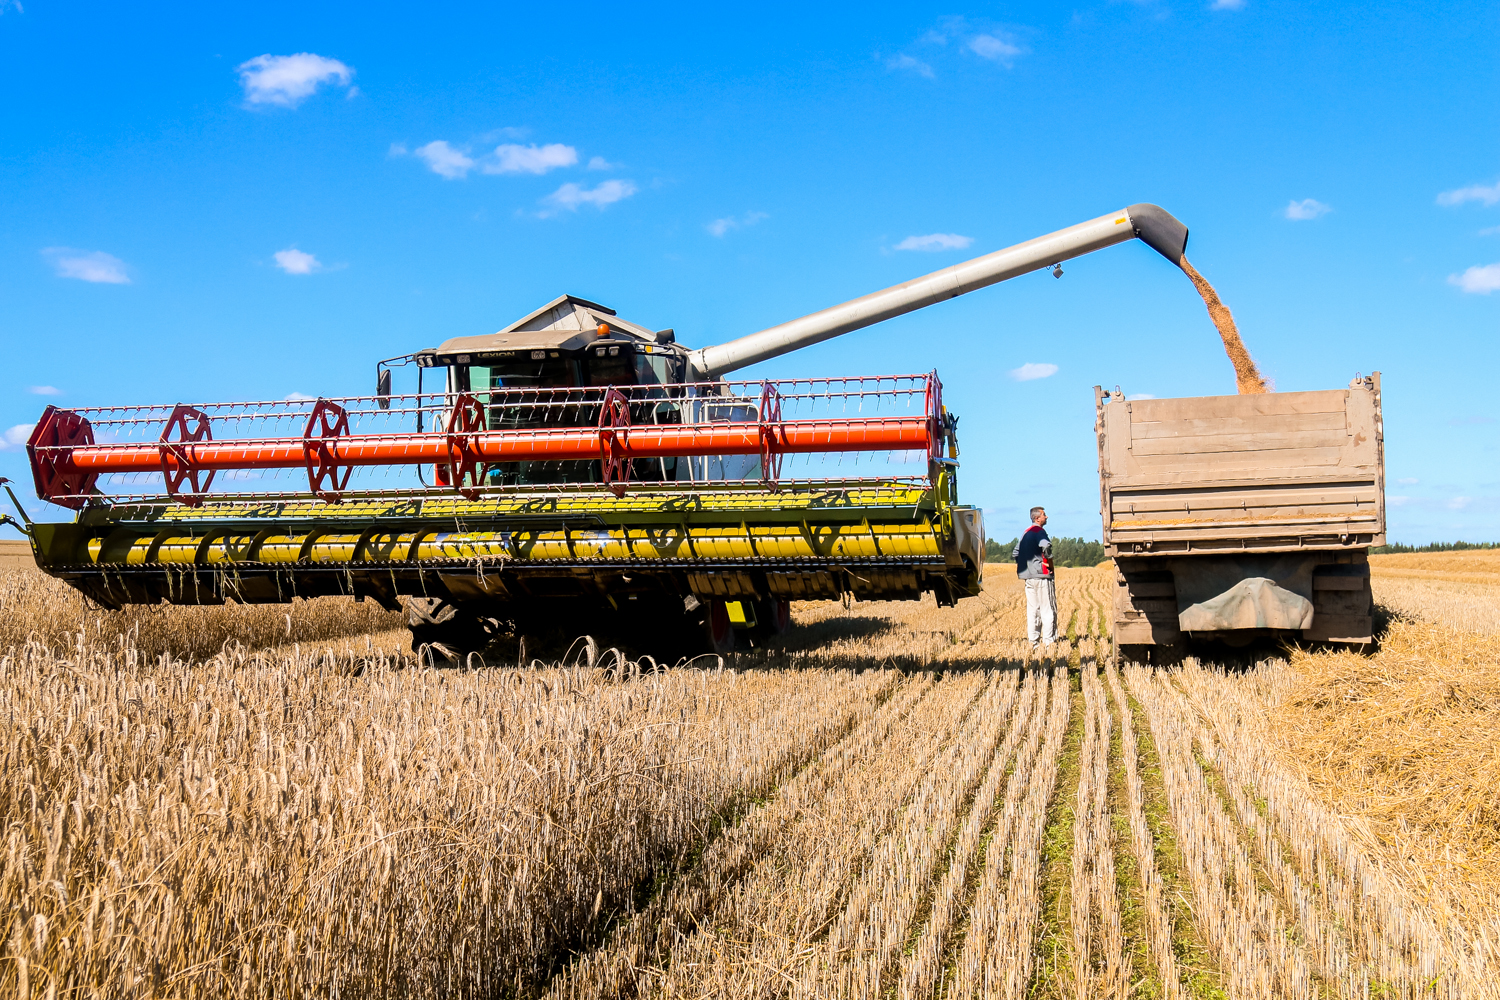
[1117,643,1187,666]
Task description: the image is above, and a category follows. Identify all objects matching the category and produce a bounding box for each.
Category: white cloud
[284,392,317,401]
[886,54,934,78]
[540,179,637,214]
[924,17,1027,65]
[484,143,578,175]
[1388,495,1410,507]
[43,248,130,284]
[1210,0,1245,9]
[707,211,769,237]
[1,424,32,452]
[1448,496,1473,510]
[273,248,321,275]
[28,385,60,395]
[1449,263,1500,294]
[0,1,23,14]
[1010,362,1059,381]
[1126,393,1156,400]
[894,233,974,251]
[1284,198,1332,220]
[413,140,476,179]
[388,142,408,157]
[1437,180,1500,208]
[1480,225,1500,236]
[967,33,1023,64]
[587,156,616,170]
[237,53,353,107]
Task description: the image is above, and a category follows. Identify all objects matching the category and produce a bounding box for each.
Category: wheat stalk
[1104,658,1182,999]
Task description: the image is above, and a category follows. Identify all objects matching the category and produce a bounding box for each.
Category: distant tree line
[984,536,1108,568]
[1371,540,1500,554]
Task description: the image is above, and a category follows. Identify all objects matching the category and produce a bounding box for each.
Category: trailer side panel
[1097,375,1383,645]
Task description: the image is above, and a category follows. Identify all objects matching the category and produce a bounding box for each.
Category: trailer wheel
[703,599,736,655]
[1118,642,1187,667]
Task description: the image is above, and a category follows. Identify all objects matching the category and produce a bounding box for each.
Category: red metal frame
[445,393,488,501]
[159,405,216,507]
[598,388,631,498]
[303,398,352,502]
[758,380,785,491]
[925,371,944,461]
[25,405,98,510]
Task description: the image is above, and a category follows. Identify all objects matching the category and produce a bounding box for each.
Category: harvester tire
[752,598,792,639]
[703,599,735,656]
[406,598,506,657]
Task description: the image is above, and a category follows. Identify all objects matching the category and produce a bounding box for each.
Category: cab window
[454,359,579,393]
[584,345,636,387]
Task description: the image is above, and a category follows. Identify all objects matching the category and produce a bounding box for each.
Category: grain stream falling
[1180,254,1267,395]
[2,559,1496,998]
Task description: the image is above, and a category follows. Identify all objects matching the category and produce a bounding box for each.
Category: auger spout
[688,204,1188,378]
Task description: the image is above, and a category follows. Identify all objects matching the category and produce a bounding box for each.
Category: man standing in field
[1014,506,1058,651]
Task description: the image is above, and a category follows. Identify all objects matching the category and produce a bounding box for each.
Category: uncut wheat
[0,617,891,998]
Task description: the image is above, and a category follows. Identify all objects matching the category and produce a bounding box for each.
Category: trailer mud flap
[1178,577,1314,631]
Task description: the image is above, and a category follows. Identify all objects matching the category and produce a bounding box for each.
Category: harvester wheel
[406,598,506,658]
[703,599,735,656]
[753,598,792,638]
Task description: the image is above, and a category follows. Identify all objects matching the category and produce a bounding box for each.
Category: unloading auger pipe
[689,203,1188,378]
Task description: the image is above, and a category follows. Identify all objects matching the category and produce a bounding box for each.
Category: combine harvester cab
[16,203,1195,658]
[1095,373,1385,655]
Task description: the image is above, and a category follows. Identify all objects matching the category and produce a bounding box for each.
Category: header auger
[15,204,1189,659]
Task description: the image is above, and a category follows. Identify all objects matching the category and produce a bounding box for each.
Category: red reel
[26,406,98,509]
[445,394,488,501]
[303,399,352,503]
[598,388,631,498]
[159,405,215,506]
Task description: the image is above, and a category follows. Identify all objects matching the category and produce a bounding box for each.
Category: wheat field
[0,553,1496,999]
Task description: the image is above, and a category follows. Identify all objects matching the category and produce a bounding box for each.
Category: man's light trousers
[1025,577,1058,644]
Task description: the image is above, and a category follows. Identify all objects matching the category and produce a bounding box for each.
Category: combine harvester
[13,205,1190,657]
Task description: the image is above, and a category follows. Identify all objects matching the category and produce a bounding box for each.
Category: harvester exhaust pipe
[689,204,1188,378]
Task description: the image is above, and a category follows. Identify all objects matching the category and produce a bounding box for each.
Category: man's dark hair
[1029,506,1045,522]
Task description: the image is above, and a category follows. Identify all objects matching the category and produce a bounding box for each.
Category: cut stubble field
[1,552,1497,998]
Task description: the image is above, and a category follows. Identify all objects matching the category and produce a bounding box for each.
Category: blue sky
[2,1,1496,543]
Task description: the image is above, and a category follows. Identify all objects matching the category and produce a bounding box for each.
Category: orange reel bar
[27,375,943,507]
[56,415,929,471]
